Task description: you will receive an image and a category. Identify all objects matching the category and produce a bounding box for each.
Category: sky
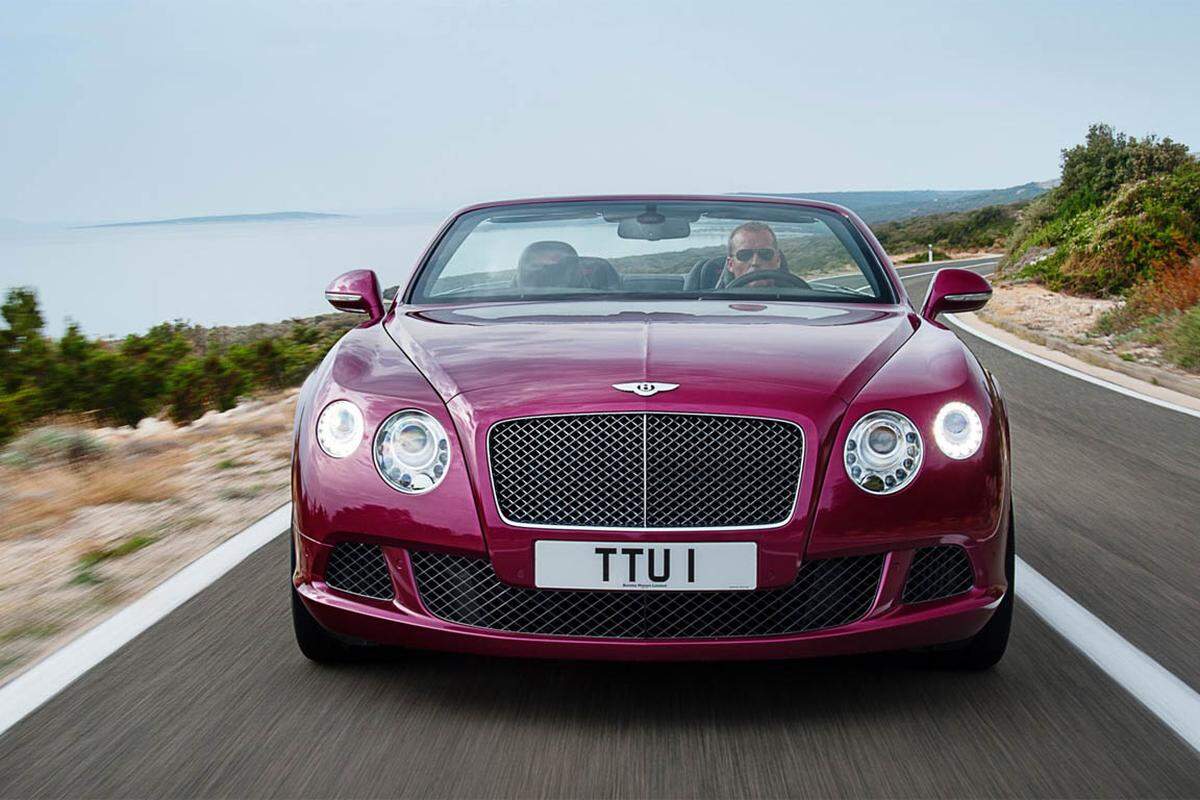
[2,0,1199,224]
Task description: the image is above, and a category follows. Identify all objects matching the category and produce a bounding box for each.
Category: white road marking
[901,264,1200,750]
[1016,558,1200,752]
[0,503,292,739]
[891,267,942,280]
[810,256,1000,286]
[829,259,999,293]
[896,265,1200,419]
[945,313,1200,420]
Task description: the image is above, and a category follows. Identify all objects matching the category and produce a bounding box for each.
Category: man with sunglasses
[719,222,786,287]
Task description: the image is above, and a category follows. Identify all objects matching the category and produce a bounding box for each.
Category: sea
[0,214,445,339]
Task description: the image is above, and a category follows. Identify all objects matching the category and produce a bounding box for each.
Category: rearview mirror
[617,217,691,241]
[921,268,992,322]
[325,269,384,323]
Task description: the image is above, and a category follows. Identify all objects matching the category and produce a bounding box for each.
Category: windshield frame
[402,196,898,306]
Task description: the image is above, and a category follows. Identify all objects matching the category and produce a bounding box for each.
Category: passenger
[719,222,784,287]
[516,240,579,288]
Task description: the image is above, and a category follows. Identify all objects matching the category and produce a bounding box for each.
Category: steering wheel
[723,270,811,290]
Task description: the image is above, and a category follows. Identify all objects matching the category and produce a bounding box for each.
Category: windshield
[409,200,892,304]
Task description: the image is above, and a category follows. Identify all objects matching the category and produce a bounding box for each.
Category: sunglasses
[733,248,778,263]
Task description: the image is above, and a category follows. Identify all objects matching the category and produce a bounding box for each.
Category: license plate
[534,541,757,591]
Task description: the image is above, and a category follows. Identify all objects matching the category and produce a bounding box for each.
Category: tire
[929,505,1014,670]
[290,530,356,663]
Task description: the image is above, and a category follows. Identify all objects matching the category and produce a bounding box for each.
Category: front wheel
[929,506,1014,670]
[290,531,357,663]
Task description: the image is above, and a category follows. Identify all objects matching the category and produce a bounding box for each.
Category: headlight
[845,410,922,494]
[374,409,451,493]
[934,402,983,459]
[316,400,364,458]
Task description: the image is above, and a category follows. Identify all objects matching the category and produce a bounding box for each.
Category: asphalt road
[2,259,1198,798]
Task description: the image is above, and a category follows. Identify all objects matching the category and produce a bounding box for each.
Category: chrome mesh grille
[902,545,974,604]
[488,413,804,529]
[324,542,393,600]
[409,550,884,639]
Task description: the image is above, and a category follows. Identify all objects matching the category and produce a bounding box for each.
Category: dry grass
[0,391,299,685]
[0,449,186,540]
[1128,257,1200,317]
[215,397,293,436]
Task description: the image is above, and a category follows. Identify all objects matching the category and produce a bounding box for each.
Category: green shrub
[0,425,107,469]
[90,353,152,427]
[290,322,321,345]
[1003,124,1198,298]
[0,395,18,447]
[900,249,953,264]
[875,204,1022,254]
[202,353,249,412]
[165,357,208,423]
[1058,123,1190,207]
[0,288,354,446]
[1166,305,1200,370]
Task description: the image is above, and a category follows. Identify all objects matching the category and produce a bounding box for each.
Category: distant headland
[78,211,350,229]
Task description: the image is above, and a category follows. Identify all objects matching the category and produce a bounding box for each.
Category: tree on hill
[1056,123,1191,216]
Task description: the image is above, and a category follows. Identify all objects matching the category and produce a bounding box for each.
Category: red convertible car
[291,195,1013,669]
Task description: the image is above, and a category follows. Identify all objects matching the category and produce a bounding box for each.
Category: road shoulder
[952,311,1200,413]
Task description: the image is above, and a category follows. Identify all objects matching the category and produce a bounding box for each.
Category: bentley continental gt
[291,195,1013,669]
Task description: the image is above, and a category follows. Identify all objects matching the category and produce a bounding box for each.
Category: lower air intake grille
[324,542,393,600]
[409,550,884,639]
[902,545,974,604]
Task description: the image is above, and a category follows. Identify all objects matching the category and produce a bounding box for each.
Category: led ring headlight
[374,409,451,493]
[845,410,922,494]
[316,400,364,458]
[934,401,983,459]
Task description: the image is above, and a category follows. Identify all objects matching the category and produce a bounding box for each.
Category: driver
[516,240,580,288]
[719,222,785,287]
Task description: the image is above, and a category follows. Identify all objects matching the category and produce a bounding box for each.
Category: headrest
[517,240,580,288]
[683,256,727,291]
[576,257,621,290]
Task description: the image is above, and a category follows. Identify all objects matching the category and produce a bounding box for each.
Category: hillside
[744,182,1050,223]
[872,203,1023,257]
[998,123,1200,371]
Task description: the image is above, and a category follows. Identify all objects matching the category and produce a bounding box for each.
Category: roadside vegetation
[0,288,355,446]
[998,123,1200,371]
[0,388,297,683]
[874,203,1023,256]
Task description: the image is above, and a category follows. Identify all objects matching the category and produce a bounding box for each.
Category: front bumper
[294,529,1007,662]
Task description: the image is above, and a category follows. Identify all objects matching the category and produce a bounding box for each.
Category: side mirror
[325,269,384,323]
[921,268,992,322]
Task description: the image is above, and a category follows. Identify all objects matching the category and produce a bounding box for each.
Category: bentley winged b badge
[612,381,680,397]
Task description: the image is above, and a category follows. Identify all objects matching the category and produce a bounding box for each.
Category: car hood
[386,299,916,407]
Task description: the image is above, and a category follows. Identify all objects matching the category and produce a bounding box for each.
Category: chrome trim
[944,291,992,303]
[843,409,923,496]
[325,291,368,311]
[372,409,452,494]
[485,410,805,532]
[612,381,680,397]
